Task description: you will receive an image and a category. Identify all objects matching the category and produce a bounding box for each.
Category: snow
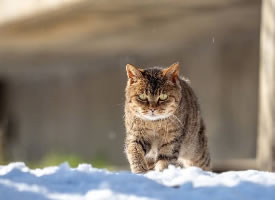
[0,163,275,200]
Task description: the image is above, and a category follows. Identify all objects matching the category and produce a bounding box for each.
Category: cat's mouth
[141,113,170,121]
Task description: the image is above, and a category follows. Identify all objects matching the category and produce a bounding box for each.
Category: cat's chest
[145,139,158,160]
[143,120,173,138]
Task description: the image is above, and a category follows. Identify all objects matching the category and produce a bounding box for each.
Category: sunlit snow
[0,162,275,200]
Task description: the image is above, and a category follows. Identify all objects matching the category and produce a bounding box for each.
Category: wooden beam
[212,159,258,172]
[118,159,261,172]
[257,0,275,171]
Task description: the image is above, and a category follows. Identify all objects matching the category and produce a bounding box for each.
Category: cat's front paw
[130,163,149,174]
[154,160,169,172]
[131,167,148,174]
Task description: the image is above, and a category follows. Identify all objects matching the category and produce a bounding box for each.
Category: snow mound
[0,162,275,200]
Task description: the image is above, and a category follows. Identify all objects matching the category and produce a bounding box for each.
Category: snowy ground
[0,163,275,200]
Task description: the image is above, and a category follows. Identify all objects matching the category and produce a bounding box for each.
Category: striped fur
[124,63,211,173]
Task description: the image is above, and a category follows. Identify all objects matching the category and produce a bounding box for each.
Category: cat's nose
[150,108,156,112]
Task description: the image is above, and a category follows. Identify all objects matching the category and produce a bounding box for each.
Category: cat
[124,63,211,173]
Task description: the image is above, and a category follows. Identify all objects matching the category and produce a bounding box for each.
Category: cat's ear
[162,62,180,83]
[126,64,143,84]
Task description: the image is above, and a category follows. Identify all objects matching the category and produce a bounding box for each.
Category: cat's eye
[159,93,168,101]
[138,93,147,101]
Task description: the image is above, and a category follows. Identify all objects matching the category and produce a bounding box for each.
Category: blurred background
[0,0,266,171]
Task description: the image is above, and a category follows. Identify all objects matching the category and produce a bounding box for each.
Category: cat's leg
[145,157,155,170]
[125,137,151,173]
[155,138,181,171]
[184,123,211,171]
[188,120,211,171]
[178,150,211,171]
[190,151,211,170]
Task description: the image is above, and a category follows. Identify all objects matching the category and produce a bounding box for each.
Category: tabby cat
[124,63,210,173]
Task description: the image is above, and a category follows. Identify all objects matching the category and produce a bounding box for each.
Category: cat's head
[125,63,182,121]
